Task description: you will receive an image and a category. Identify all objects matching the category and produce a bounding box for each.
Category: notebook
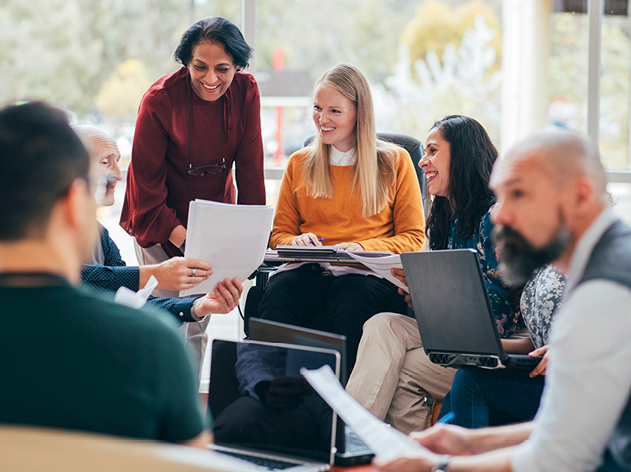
[207,339,340,471]
[401,249,541,370]
[275,245,391,261]
[247,318,374,466]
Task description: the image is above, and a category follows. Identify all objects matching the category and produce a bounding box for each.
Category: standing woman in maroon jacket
[120,17,266,363]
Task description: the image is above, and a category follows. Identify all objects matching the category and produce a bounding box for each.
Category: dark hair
[174,17,253,69]
[426,115,497,250]
[0,101,90,240]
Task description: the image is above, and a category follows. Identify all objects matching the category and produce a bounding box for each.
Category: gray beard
[494,223,571,286]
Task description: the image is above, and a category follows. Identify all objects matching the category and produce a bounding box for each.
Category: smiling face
[312,84,357,153]
[188,42,236,102]
[420,127,451,198]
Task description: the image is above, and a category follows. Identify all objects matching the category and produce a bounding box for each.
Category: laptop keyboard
[217,450,300,470]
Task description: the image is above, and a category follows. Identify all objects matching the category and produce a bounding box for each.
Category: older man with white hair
[76,125,242,348]
[374,129,631,472]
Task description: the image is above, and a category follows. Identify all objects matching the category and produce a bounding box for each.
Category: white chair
[0,425,258,472]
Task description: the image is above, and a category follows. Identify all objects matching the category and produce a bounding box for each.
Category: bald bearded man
[374,130,631,472]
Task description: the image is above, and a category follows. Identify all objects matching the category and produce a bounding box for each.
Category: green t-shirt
[0,273,206,442]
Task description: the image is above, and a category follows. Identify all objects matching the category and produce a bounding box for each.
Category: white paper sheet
[301,365,425,461]
[114,275,158,309]
[180,200,274,297]
[344,253,408,293]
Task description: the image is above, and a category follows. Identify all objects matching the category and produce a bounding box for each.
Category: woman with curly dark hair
[346,115,524,434]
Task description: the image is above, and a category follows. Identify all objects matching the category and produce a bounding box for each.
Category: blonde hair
[302,63,398,217]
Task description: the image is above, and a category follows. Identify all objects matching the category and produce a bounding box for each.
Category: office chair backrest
[303,133,428,217]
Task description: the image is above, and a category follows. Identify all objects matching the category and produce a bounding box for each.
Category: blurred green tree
[400,0,501,73]
[0,0,238,114]
[96,59,153,118]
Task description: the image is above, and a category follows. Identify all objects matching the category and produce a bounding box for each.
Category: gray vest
[577,219,631,470]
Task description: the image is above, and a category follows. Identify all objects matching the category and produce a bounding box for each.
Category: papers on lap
[271,247,408,292]
[301,365,425,461]
[344,253,408,293]
[180,200,274,297]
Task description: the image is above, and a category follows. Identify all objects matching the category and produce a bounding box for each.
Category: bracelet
[431,455,451,472]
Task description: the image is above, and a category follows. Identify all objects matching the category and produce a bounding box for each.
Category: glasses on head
[186,158,227,177]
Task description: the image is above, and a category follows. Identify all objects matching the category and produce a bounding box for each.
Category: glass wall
[256,0,503,161]
[600,0,631,223]
[4,0,631,236]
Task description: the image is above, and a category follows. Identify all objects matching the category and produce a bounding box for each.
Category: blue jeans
[438,366,546,429]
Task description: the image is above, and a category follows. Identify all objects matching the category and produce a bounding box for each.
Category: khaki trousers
[133,240,211,374]
[346,312,456,434]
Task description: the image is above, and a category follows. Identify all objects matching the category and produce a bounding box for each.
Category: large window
[5,0,631,372]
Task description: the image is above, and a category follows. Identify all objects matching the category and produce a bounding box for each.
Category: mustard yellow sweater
[270,147,426,253]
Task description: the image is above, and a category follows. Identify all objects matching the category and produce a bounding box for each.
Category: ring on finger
[191,268,197,277]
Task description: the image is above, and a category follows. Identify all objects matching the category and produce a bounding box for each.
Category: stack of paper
[345,253,408,293]
[180,200,274,297]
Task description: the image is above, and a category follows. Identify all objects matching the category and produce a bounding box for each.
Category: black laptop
[208,339,340,471]
[248,318,374,466]
[401,249,540,370]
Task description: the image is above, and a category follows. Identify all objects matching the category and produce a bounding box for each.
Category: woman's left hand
[529,345,549,377]
[336,242,364,251]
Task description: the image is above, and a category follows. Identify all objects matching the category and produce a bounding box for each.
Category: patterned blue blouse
[447,205,522,338]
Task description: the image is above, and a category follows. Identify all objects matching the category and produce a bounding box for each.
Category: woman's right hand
[291,233,322,247]
[391,267,413,308]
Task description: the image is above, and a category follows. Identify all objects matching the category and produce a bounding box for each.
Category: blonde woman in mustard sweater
[258,63,426,368]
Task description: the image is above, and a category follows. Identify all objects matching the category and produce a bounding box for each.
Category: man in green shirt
[0,102,210,447]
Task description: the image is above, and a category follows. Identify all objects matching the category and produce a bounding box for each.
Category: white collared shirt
[511,209,631,472]
[329,146,356,166]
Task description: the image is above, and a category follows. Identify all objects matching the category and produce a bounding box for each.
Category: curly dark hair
[174,17,253,70]
[426,115,497,250]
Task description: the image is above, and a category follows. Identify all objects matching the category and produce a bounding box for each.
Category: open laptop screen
[209,339,339,464]
[248,318,348,385]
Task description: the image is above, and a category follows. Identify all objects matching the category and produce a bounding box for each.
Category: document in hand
[180,200,274,297]
[301,365,425,461]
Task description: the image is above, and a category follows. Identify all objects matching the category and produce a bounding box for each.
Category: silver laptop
[401,249,541,369]
[207,339,340,471]
[248,318,374,466]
